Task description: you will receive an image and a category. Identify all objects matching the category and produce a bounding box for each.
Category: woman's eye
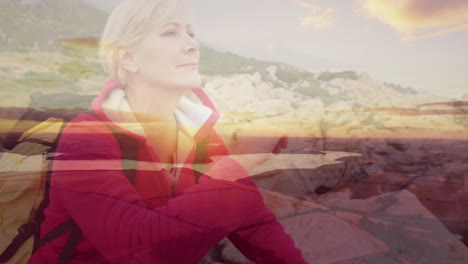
[162,29,195,38]
[163,30,177,36]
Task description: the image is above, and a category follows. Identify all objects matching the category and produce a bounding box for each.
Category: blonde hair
[99,0,184,85]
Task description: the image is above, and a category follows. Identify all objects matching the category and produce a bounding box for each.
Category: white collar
[101,88,213,141]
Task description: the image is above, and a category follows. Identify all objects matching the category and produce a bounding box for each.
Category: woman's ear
[116,46,138,73]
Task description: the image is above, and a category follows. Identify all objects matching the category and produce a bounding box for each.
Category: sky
[84,0,468,99]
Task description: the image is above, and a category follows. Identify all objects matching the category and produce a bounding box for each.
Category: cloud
[296,0,335,29]
[358,0,468,41]
[265,44,275,53]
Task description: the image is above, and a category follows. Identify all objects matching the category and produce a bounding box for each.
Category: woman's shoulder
[56,113,122,158]
[63,112,110,136]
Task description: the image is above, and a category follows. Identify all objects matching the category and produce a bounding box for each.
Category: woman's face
[131,12,200,90]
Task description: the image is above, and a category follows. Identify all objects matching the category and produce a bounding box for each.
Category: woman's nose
[183,33,199,54]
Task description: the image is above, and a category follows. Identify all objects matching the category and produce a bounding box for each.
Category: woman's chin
[174,80,201,90]
[155,74,201,90]
[184,76,202,89]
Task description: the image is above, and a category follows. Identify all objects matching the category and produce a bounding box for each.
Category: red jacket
[28,80,307,264]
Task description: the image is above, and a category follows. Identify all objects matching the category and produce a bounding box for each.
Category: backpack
[0,91,97,264]
[0,91,208,264]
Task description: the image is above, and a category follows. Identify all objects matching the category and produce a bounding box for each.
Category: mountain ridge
[0,0,106,50]
[0,0,448,109]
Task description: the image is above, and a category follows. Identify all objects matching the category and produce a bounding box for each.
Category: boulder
[244,99,292,117]
[313,190,468,263]
[250,152,365,196]
[212,189,388,264]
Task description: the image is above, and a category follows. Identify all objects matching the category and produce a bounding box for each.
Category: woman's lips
[177,62,198,68]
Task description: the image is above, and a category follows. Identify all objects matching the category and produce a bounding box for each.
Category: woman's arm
[202,131,307,263]
[48,121,269,264]
[204,158,307,264]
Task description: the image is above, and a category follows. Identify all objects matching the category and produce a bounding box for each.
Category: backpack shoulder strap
[0,94,137,264]
[0,221,39,263]
[30,117,139,263]
[0,118,66,263]
[56,224,82,264]
[3,92,94,151]
[34,219,82,264]
[98,123,140,184]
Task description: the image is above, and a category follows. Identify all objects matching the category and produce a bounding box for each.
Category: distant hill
[0,0,436,109]
[0,0,318,82]
[0,0,107,50]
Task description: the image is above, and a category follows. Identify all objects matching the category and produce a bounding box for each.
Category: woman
[28,0,307,263]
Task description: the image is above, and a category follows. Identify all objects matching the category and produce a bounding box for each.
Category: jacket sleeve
[203,130,307,263]
[48,121,273,264]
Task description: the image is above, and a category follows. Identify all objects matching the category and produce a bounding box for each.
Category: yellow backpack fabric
[0,118,64,264]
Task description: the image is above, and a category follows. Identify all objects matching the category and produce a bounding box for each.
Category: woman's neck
[124,80,187,164]
[124,80,187,123]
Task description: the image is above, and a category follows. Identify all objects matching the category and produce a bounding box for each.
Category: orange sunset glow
[1,0,468,263]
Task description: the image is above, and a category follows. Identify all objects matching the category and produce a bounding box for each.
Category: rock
[322,111,360,128]
[310,156,369,190]
[296,98,324,110]
[266,65,278,81]
[359,139,431,174]
[219,238,253,264]
[250,152,365,196]
[407,175,468,237]
[313,190,468,263]
[271,87,296,102]
[244,99,292,117]
[250,72,261,86]
[216,189,389,264]
[203,72,451,131]
[326,101,353,111]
